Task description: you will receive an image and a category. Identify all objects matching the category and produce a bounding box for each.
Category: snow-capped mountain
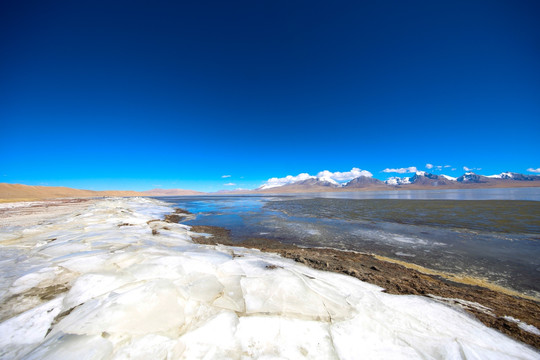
[408,172,456,186]
[457,172,540,183]
[385,172,457,187]
[486,172,540,181]
[440,175,457,181]
[294,178,340,188]
[256,176,340,191]
[486,172,515,179]
[457,172,490,183]
[256,171,540,192]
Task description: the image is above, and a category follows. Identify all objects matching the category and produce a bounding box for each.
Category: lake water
[157,188,540,298]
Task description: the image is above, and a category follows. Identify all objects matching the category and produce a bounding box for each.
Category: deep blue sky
[1,1,539,191]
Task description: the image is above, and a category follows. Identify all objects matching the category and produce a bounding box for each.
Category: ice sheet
[0,197,537,359]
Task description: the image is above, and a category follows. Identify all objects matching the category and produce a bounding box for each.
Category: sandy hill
[0,183,206,202]
[0,183,144,202]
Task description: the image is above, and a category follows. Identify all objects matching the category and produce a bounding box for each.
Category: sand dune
[0,183,206,202]
[0,183,142,202]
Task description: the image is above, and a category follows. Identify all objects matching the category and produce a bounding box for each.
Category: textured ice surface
[0,197,538,359]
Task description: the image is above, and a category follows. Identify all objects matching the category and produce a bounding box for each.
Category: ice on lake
[0,197,537,359]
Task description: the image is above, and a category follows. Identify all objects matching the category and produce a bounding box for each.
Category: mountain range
[252,171,540,193]
[1,171,539,201]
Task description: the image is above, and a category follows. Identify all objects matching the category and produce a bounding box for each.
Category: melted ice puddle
[0,197,537,360]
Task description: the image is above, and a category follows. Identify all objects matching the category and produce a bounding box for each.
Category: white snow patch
[503,316,540,336]
[440,174,457,181]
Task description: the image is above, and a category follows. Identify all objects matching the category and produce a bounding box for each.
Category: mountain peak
[344,176,385,188]
[457,173,487,183]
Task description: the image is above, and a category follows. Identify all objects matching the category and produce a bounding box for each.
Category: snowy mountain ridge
[258,171,539,190]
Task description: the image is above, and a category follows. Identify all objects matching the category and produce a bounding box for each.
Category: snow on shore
[0,198,537,359]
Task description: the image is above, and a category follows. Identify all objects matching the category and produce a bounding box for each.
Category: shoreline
[182,222,540,349]
[2,183,540,203]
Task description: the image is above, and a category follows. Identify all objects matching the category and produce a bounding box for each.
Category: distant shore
[2,182,540,203]
[183,222,540,349]
[221,181,540,195]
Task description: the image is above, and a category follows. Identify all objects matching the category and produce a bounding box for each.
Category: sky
[1,1,539,192]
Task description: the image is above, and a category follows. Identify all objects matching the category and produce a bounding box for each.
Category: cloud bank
[463,166,481,172]
[224,182,236,186]
[527,168,540,173]
[317,168,373,182]
[382,167,418,174]
[221,175,231,178]
[262,173,314,189]
[261,168,373,189]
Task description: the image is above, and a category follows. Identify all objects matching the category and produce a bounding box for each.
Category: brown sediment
[0,283,72,323]
[186,224,540,349]
[163,208,194,223]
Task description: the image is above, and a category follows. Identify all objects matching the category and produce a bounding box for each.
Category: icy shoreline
[0,198,538,359]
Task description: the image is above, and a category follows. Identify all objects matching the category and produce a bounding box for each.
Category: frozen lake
[159,188,540,298]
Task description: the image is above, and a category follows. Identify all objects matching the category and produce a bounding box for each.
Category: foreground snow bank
[0,197,537,359]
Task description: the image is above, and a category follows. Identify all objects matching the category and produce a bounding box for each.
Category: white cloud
[221,175,231,178]
[259,167,372,189]
[426,164,446,171]
[317,167,372,182]
[527,168,540,173]
[463,166,481,172]
[382,166,418,174]
[224,182,236,186]
[261,173,315,189]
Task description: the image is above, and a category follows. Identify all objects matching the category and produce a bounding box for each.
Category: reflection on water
[268,199,540,233]
[313,187,540,200]
[158,188,540,297]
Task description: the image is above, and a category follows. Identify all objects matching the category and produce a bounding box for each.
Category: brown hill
[255,185,345,193]
[0,183,144,202]
[0,183,206,202]
[343,176,389,189]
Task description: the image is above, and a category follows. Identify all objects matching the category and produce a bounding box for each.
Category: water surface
[158,188,540,297]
